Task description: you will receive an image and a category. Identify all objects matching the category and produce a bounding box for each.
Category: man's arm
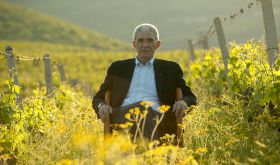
[175,63,197,106]
[173,63,197,118]
[92,63,114,118]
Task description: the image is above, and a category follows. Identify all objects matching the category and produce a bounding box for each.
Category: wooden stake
[260,0,279,67]
[214,17,230,74]
[202,36,209,50]
[44,54,53,95]
[188,40,196,61]
[5,46,23,109]
[58,64,66,82]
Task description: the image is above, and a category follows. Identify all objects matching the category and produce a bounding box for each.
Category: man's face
[132,31,160,62]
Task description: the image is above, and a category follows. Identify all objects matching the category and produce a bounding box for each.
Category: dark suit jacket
[92,58,197,135]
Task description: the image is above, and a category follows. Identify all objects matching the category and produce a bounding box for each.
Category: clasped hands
[98,100,189,122]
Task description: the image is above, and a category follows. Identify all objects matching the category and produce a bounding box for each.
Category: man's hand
[98,104,112,123]
[172,100,188,119]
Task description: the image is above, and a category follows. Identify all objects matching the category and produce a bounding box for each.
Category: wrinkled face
[132,31,160,63]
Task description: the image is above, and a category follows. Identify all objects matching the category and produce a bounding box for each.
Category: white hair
[132,23,159,41]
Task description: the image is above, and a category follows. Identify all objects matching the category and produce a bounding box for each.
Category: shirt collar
[135,57,154,66]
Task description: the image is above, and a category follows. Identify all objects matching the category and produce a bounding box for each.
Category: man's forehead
[135,31,156,40]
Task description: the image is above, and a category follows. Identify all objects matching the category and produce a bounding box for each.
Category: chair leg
[104,111,111,137]
[176,117,184,147]
[175,88,184,147]
[104,90,112,137]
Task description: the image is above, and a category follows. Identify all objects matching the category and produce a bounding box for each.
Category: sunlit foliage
[0,40,279,164]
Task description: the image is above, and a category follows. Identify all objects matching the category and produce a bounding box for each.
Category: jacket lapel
[154,59,164,98]
[122,59,135,95]
[126,58,135,81]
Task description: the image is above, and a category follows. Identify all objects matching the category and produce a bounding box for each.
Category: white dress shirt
[121,57,160,111]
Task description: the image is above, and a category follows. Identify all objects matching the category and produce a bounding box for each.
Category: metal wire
[192,0,260,47]
[221,0,260,23]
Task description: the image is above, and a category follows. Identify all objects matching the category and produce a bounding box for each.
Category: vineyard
[0,40,279,164]
[0,0,280,164]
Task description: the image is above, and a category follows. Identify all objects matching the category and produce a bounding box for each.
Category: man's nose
[142,41,149,47]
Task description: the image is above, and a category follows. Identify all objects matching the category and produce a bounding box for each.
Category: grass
[0,40,279,164]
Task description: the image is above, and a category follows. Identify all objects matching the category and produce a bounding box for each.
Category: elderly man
[92,23,196,140]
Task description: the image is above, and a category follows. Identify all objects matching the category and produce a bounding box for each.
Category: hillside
[8,0,280,49]
[0,1,130,51]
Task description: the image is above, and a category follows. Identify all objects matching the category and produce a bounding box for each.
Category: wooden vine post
[188,40,196,61]
[5,46,23,109]
[58,64,66,82]
[260,0,279,67]
[202,36,209,50]
[44,54,53,95]
[213,17,230,74]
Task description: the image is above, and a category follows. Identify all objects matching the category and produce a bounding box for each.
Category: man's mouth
[141,49,150,52]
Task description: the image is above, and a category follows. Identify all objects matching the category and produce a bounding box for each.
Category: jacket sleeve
[175,63,197,106]
[92,63,114,118]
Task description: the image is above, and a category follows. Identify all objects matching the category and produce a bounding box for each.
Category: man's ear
[132,41,136,49]
[155,40,161,50]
